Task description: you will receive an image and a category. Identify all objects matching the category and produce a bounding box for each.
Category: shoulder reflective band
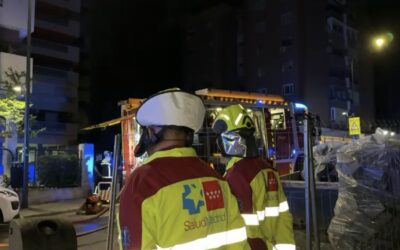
[279,201,289,213]
[156,226,247,250]
[273,243,296,250]
[242,214,259,226]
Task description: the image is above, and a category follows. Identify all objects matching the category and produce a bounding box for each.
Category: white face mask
[220,131,247,157]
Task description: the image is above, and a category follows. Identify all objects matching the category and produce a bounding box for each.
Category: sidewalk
[19,198,85,218]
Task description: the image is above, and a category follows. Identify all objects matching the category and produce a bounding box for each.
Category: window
[270,108,286,130]
[255,21,266,33]
[332,23,343,34]
[252,0,266,10]
[282,60,294,72]
[256,45,262,56]
[282,83,294,96]
[257,67,264,77]
[238,65,244,76]
[281,12,293,26]
[0,0,3,7]
[331,107,336,121]
[281,38,293,46]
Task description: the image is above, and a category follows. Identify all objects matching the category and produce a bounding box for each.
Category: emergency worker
[119,89,250,250]
[212,104,295,250]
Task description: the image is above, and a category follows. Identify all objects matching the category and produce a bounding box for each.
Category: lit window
[282,83,294,96]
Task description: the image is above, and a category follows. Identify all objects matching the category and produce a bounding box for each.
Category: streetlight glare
[372,32,393,51]
[13,86,22,92]
[375,38,385,47]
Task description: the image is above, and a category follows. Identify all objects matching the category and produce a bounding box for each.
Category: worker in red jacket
[119,89,250,250]
[212,104,295,250]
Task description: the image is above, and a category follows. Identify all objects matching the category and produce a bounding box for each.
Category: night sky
[84,0,400,151]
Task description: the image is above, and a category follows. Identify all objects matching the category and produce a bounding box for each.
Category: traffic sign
[348,117,361,135]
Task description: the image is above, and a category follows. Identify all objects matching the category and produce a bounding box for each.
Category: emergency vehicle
[113,88,314,177]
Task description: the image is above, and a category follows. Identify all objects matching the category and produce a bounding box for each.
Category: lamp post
[21,0,33,209]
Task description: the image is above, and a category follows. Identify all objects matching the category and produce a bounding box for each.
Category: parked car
[0,187,19,223]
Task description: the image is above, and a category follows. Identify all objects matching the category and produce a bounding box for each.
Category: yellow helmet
[212,104,255,134]
[212,105,258,157]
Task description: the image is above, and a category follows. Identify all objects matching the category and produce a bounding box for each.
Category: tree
[0,67,44,137]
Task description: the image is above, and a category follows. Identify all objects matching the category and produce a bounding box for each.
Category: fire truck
[114,88,313,177]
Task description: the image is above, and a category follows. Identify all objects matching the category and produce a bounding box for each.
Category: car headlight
[0,189,18,197]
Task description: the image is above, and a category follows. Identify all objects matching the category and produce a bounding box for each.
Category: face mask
[220,131,247,157]
[134,127,161,157]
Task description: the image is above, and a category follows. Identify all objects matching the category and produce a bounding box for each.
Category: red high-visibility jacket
[226,157,295,250]
[119,147,250,250]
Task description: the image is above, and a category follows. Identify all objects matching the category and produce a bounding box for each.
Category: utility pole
[22,0,33,209]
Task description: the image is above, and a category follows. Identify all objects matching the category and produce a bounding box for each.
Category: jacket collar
[226,157,243,172]
[143,147,198,165]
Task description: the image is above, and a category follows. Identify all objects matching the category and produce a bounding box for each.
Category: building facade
[182,0,374,129]
[0,0,85,175]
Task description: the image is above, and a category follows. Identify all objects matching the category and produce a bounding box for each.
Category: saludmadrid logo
[184,214,226,231]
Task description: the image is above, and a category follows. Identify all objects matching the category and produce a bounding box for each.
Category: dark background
[84,0,400,152]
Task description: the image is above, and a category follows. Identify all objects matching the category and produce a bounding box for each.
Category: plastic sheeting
[313,142,345,182]
[328,128,400,250]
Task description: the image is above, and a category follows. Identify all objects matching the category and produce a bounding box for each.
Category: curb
[19,207,79,219]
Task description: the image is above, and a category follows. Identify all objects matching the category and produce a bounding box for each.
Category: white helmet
[136,88,206,132]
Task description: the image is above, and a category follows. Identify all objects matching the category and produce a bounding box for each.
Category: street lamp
[371,33,394,51]
[12,86,22,93]
[375,38,385,48]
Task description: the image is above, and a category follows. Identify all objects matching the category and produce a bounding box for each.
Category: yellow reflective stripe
[234,113,243,125]
[242,214,259,225]
[156,226,247,250]
[279,201,289,213]
[265,206,279,217]
[273,243,296,250]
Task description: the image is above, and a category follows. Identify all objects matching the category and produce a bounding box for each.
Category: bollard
[9,218,77,250]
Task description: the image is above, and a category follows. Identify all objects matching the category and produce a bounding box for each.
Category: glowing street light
[375,38,385,48]
[13,86,22,92]
[372,32,394,51]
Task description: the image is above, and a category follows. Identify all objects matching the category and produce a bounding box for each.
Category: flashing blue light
[0,164,3,175]
[268,148,275,156]
[28,163,35,184]
[294,103,308,110]
[82,144,94,192]
[256,100,264,106]
[292,149,297,156]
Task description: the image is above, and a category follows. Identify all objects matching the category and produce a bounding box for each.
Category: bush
[37,154,80,187]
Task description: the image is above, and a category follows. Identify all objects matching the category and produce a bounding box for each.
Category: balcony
[37,0,81,13]
[36,17,79,38]
[34,65,79,86]
[31,38,79,63]
[31,94,78,113]
[30,121,78,144]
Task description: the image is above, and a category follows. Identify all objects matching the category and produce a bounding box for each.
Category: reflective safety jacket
[119,147,250,250]
[226,157,295,250]
[225,157,268,250]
